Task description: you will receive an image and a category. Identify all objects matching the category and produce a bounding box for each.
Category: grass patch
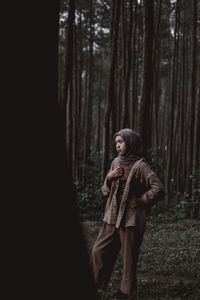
[81,212,200,299]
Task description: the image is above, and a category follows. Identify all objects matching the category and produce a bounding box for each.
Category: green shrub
[74,150,104,221]
[74,178,104,221]
[175,169,200,219]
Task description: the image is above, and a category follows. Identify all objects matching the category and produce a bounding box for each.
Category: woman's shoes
[113,290,129,298]
[96,289,138,300]
[112,290,138,300]
[97,288,107,299]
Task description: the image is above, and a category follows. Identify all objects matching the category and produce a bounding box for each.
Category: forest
[59,0,200,220]
[58,1,200,299]
[6,0,200,300]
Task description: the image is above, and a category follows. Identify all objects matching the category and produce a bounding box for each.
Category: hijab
[114,128,144,165]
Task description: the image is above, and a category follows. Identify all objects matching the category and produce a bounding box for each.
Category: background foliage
[59,0,200,220]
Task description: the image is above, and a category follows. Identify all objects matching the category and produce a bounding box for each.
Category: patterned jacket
[101,157,165,228]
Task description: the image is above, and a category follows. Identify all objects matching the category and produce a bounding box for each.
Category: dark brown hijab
[114,128,144,165]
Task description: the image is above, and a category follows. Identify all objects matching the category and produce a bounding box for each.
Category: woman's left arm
[138,162,165,205]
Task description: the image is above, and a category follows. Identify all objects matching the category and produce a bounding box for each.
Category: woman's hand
[107,167,124,181]
[129,196,146,208]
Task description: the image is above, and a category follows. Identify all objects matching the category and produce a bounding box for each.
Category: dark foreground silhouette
[6,2,97,299]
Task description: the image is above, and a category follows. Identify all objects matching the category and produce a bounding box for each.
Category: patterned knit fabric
[101,158,165,228]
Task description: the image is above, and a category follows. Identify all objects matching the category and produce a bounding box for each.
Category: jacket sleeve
[138,162,165,205]
[101,162,114,196]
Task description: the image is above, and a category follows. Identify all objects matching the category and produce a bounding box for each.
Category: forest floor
[81,212,200,300]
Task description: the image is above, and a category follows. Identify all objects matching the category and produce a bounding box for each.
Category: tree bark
[102,0,121,179]
[140,0,154,155]
[63,0,75,178]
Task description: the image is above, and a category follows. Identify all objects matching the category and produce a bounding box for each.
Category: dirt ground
[81,215,200,300]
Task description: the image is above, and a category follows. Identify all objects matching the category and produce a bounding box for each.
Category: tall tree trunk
[102,0,121,179]
[131,0,137,129]
[76,10,83,179]
[185,0,197,194]
[84,0,95,183]
[140,0,154,155]
[152,0,162,152]
[122,0,134,128]
[63,0,75,178]
[193,70,200,173]
[164,0,179,204]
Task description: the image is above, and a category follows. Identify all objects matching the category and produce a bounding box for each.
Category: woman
[90,128,165,300]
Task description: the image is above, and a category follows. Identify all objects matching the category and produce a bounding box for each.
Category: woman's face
[115,135,127,156]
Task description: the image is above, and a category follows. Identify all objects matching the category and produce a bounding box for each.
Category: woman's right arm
[101,165,114,196]
[101,165,124,196]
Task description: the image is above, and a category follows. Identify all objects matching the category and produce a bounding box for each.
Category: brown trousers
[90,222,145,295]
